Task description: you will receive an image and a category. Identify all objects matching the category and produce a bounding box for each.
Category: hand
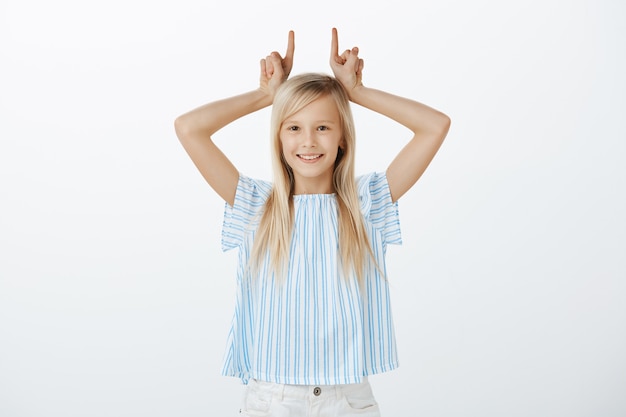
[329,27,364,97]
[260,30,295,99]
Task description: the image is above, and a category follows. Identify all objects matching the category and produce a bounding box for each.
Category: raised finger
[331,27,340,59]
[284,30,295,63]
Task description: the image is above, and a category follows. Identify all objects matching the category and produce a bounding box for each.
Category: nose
[302,129,316,147]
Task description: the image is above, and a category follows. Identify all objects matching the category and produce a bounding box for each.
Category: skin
[175,28,450,205]
[279,95,343,194]
[329,28,451,202]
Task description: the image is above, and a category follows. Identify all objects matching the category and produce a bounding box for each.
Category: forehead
[285,95,340,122]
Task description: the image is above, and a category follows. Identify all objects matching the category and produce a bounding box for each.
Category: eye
[287,125,300,131]
[317,125,329,131]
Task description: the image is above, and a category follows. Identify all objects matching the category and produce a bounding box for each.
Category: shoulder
[357,172,393,214]
[357,172,402,245]
[357,172,390,195]
[233,174,272,206]
[221,175,272,252]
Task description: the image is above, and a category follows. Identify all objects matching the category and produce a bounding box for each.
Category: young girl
[175,28,450,417]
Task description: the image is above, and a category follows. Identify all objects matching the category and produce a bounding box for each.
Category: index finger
[330,27,339,58]
[285,30,295,61]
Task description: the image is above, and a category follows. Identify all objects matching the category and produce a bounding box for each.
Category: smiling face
[279,94,344,194]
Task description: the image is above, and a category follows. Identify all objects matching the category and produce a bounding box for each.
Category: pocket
[241,382,273,416]
[339,382,380,414]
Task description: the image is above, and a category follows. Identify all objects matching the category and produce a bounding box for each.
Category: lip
[297,154,323,163]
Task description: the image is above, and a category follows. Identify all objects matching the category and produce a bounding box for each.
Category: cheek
[278,139,295,167]
[277,137,288,158]
[279,136,293,153]
[331,136,344,154]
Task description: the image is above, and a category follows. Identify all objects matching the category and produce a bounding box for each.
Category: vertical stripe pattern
[220,172,402,385]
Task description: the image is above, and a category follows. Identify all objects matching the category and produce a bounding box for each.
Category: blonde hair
[250,73,374,283]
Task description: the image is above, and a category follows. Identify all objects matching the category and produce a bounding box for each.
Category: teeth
[299,154,322,160]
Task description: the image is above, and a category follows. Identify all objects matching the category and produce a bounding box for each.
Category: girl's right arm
[174,31,295,206]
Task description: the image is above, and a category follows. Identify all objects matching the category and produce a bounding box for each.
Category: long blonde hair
[250,73,373,283]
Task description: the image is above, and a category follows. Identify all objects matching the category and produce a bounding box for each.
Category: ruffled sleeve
[357,172,402,247]
[221,175,272,252]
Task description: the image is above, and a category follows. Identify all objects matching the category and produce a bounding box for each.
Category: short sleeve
[221,175,272,252]
[357,172,402,246]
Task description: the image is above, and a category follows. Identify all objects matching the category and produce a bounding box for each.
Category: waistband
[248,376,371,401]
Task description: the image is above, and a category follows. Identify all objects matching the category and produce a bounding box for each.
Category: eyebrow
[283,120,338,125]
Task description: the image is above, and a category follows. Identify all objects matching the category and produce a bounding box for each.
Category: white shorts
[240,377,381,417]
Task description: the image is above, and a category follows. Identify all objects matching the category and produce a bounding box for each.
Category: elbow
[415,111,450,143]
[443,113,451,130]
[174,114,192,142]
[410,110,451,143]
[438,111,451,132]
[436,112,451,142]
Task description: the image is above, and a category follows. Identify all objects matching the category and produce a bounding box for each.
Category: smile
[297,154,323,161]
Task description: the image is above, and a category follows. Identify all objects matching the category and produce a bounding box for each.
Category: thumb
[357,58,364,76]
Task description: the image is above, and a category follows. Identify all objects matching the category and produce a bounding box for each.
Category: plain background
[1,0,625,416]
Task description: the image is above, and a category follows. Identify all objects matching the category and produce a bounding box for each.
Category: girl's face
[279,95,343,194]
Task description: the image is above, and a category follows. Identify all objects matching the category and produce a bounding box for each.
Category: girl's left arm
[350,86,450,203]
[329,28,450,202]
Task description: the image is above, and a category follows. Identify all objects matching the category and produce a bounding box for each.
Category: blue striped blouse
[220,172,402,385]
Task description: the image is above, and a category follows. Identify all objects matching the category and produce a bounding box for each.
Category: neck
[293,176,334,195]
